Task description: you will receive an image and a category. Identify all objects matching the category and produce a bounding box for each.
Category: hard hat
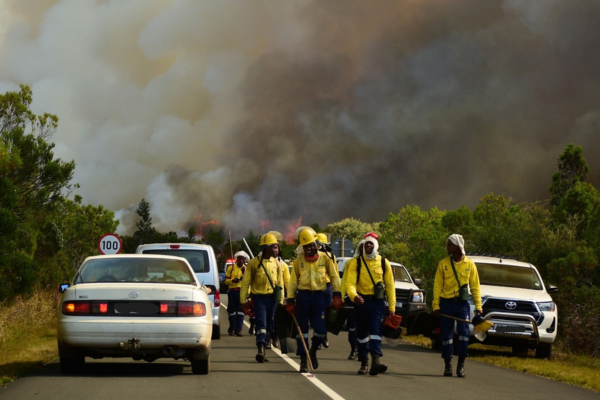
[298,229,317,246]
[267,231,284,242]
[294,226,317,242]
[316,233,329,244]
[259,233,278,246]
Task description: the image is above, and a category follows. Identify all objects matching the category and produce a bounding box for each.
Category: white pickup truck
[467,255,558,358]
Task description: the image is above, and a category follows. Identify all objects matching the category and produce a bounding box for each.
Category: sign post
[98,233,123,255]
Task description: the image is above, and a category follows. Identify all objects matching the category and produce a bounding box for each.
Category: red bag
[383,313,402,330]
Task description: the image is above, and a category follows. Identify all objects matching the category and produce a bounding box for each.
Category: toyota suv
[467,255,558,358]
[136,243,222,339]
[337,257,427,334]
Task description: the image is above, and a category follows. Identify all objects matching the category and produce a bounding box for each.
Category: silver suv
[468,256,558,358]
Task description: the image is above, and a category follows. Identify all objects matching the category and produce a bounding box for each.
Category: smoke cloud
[1,0,599,238]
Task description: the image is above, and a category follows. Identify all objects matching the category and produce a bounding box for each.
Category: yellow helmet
[298,229,317,246]
[267,231,284,242]
[294,226,317,241]
[259,233,278,246]
[316,233,329,245]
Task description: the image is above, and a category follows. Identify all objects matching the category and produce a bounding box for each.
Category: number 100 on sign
[98,234,122,255]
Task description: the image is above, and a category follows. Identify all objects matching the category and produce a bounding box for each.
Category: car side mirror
[546,284,558,293]
[58,283,70,293]
[413,278,423,288]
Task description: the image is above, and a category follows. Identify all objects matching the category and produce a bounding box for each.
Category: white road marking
[222,304,346,400]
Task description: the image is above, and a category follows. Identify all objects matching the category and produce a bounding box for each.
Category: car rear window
[141,249,210,273]
[76,258,195,284]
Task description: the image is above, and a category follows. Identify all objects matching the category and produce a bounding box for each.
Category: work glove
[232,278,240,283]
[285,298,296,315]
[474,309,483,317]
[332,294,343,311]
[433,309,441,318]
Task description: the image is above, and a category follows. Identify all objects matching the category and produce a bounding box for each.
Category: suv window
[476,262,542,290]
[392,265,411,283]
[141,249,210,274]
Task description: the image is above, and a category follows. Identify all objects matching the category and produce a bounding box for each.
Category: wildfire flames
[194,213,218,238]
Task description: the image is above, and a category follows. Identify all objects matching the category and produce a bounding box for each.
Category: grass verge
[402,335,600,393]
[0,290,58,385]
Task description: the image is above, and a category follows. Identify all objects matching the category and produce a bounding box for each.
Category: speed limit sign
[98,233,122,255]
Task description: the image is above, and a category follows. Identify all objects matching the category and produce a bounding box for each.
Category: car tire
[58,344,85,374]
[512,343,529,356]
[191,356,210,375]
[535,343,552,359]
[211,324,221,340]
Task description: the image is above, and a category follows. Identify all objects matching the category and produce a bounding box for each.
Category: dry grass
[0,290,59,385]
[402,335,600,393]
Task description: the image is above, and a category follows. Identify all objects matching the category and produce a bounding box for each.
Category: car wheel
[191,356,210,375]
[512,343,529,356]
[58,344,85,374]
[535,343,552,359]
[211,324,221,340]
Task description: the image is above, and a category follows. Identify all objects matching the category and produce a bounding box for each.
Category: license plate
[495,324,526,333]
[114,302,159,315]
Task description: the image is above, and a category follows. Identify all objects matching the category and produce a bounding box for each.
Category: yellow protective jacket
[288,253,341,298]
[224,264,245,289]
[319,250,336,284]
[345,255,396,312]
[240,256,285,304]
[432,255,482,311]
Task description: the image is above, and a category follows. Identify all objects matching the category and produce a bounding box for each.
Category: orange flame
[193,213,219,238]
[284,217,302,243]
[260,220,273,230]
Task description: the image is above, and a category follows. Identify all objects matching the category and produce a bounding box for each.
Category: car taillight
[91,301,109,314]
[177,302,206,316]
[62,301,91,315]
[214,290,220,308]
[169,244,180,249]
[160,301,177,315]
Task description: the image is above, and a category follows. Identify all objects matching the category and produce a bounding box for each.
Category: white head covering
[363,236,379,260]
[448,234,465,255]
[234,251,250,261]
[353,240,366,258]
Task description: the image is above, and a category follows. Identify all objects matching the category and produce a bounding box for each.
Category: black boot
[248,321,255,335]
[348,344,358,360]
[369,353,388,376]
[228,326,234,336]
[444,358,453,377]
[299,354,308,373]
[271,333,280,349]
[265,339,272,349]
[456,356,465,378]
[308,343,319,370]
[255,344,266,363]
[358,356,369,375]
[322,335,330,348]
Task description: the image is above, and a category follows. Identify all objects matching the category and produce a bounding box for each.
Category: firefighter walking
[345,233,396,375]
[241,233,285,363]
[286,229,342,373]
[225,251,250,336]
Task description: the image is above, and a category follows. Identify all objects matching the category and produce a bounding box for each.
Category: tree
[326,217,379,247]
[550,144,589,207]
[133,198,156,246]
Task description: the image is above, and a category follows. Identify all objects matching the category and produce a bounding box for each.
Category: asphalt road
[0,296,597,400]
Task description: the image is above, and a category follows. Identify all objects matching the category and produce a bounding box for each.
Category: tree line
[2,86,598,356]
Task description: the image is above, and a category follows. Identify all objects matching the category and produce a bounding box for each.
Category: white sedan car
[57,254,213,374]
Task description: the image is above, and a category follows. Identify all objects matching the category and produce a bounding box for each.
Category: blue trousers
[439,298,470,359]
[345,297,357,345]
[355,297,385,358]
[253,294,276,346]
[227,289,245,333]
[295,290,327,355]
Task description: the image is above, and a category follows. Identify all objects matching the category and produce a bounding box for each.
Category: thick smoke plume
[1,0,599,238]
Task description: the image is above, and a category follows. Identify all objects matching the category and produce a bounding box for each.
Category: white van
[136,243,222,339]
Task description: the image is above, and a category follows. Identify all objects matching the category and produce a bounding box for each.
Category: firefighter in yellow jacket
[240,233,285,363]
[286,229,342,373]
[225,251,249,336]
[432,233,482,378]
[345,233,396,375]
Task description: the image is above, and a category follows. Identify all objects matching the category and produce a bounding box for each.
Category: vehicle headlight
[411,291,425,303]
[537,301,555,312]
